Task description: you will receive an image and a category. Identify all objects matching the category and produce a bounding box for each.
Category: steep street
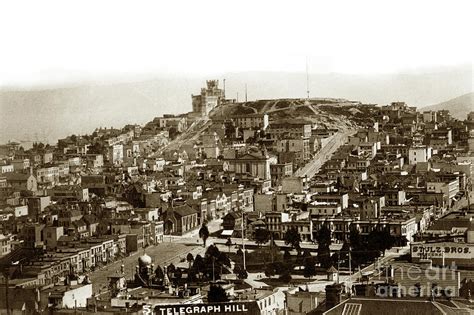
[294,129,355,178]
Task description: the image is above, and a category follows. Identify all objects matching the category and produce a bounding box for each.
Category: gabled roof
[170,204,198,217]
[327,266,338,273]
[224,211,242,220]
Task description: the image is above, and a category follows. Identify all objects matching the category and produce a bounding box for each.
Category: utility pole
[467,183,471,210]
[223,79,226,99]
[306,57,310,100]
[377,258,381,280]
[337,252,340,284]
[212,257,215,282]
[241,211,246,270]
[5,268,10,315]
[348,246,352,279]
[245,84,248,102]
[270,233,274,263]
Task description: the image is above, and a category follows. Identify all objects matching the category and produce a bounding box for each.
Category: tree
[192,255,205,279]
[316,225,332,248]
[345,229,369,267]
[186,253,194,269]
[265,264,276,278]
[302,249,312,258]
[208,284,229,303]
[233,264,242,275]
[283,250,291,260]
[88,141,105,155]
[225,238,232,252]
[284,227,301,250]
[379,229,396,253]
[167,263,176,277]
[367,228,395,258]
[279,271,292,283]
[203,245,231,280]
[303,257,317,280]
[154,265,164,281]
[254,228,271,247]
[174,268,182,284]
[349,229,362,249]
[275,262,291,276]
[316,226,332,269]
[237,268,248,280]
[199,224,210,247]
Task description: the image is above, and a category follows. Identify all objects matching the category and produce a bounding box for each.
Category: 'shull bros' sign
[154,302,260,315]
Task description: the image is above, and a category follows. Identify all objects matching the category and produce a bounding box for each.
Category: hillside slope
[211,98,375,129]
[421,92,473,120]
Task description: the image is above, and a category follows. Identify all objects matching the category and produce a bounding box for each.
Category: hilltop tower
[192,80,225,117]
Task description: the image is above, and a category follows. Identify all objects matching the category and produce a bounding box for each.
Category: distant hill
[1,65,472,145]
[0,79,197,146]
[421,92,473,120]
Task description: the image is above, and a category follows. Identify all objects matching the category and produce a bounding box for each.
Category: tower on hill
[192,80,225,117]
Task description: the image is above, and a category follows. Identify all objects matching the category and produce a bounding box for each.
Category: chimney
[325,283,343,310]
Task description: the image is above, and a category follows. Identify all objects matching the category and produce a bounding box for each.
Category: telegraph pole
[241,211,246,270]
[348,246,352,278]
[212,257,215,282]
[5,268,10,315]
[306,57,310,99]
[223,79,226,99]
[337,252,340,284]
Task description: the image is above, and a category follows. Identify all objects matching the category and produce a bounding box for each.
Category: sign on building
[153,302,260,315]
[411,242,473,267]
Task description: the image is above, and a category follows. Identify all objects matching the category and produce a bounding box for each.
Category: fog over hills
[0,65,472,145]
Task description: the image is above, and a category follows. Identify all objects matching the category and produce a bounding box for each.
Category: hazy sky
[0,0,473,86]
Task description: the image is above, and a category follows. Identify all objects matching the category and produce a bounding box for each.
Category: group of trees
[256,227,316,284]
[87,141,105,155]
[338,227,397,268]
[186,245,231,283]
[152,263,178,285]
[232,264,248,280]
[282,225,398,276]
[264,261,292,283]
[194,224,395,287]
[32,142,51,151]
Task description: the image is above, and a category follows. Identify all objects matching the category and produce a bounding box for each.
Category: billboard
[152,301,260,315]
[411,242,473,260]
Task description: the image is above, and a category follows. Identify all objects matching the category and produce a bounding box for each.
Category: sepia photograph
[0,1,473,314]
